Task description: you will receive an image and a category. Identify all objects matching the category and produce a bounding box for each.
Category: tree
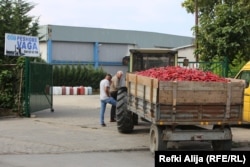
[0,0,39,64]
[0,0,39,112]
[182,0,250,67]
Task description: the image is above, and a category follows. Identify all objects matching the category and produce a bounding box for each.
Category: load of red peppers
[136,66,228,82]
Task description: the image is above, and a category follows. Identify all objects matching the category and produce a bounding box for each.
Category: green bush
[0,65,21,110]
[53,65,106,90]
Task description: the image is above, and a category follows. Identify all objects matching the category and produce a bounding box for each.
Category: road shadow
[132,121,151,134]
[167,141,212,151]
[231,124,250,128]
[132,128,150,134]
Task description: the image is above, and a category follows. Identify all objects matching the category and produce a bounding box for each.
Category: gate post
[224,57,229,77]
[24,57,30,117]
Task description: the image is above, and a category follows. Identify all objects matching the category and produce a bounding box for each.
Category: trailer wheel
[133,114,138,125]
[116,87,134,133]
[212,125,232,151]
[149,124,167,154]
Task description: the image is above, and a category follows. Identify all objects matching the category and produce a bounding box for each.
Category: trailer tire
[149,124,167,154]
[133,114,138,125]
[116,87,134,133]
[212,125,232,151]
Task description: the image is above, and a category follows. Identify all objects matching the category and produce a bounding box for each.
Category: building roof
[38,25,194,48]
[174,44,194,50]
[129,48,177,54]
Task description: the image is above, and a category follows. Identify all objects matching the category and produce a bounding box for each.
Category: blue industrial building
[38,25,194,75]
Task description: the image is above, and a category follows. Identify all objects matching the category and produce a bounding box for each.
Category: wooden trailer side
[126,73,245,125]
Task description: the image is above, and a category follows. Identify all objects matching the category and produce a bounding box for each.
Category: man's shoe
[110,119,116,122]
[101,123,106,127]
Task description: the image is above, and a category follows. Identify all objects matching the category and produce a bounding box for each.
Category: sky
[28,0,195,37]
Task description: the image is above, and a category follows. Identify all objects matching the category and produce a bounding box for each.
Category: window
[236,70,250,86]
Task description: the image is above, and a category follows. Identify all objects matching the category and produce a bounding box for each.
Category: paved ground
[0,95,250,155]
[0,95,150,155]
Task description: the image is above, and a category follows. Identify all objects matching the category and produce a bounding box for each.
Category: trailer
[116,48,246,153]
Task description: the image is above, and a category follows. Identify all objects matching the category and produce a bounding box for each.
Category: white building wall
[39,42,47,61]
[177,46,195,62]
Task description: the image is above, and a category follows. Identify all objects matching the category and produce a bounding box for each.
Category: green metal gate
[24,59,53,117]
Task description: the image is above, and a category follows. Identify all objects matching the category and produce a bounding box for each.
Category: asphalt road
[0,95,250,167]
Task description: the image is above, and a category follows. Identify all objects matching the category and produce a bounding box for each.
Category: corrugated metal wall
[99,44,133,62]
[53,42,93,62]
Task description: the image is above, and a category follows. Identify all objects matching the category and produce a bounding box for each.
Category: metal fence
[24,59,53,116]
[177,61,237,78]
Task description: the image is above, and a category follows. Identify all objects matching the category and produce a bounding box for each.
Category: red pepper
[136,66,228,82]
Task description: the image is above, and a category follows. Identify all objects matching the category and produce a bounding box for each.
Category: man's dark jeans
[110,91,117,121]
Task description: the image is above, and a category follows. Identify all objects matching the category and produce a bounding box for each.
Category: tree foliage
[0,0,39,64]
[182,0,250,66]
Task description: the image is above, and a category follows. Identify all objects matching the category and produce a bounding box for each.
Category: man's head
[105,73,112,82]
[117,70,123,79]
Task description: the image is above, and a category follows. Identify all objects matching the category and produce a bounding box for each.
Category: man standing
[99,74,116,127]
[110,71,123,122]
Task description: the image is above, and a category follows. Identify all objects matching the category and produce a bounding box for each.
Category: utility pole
[195,0,199,62]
